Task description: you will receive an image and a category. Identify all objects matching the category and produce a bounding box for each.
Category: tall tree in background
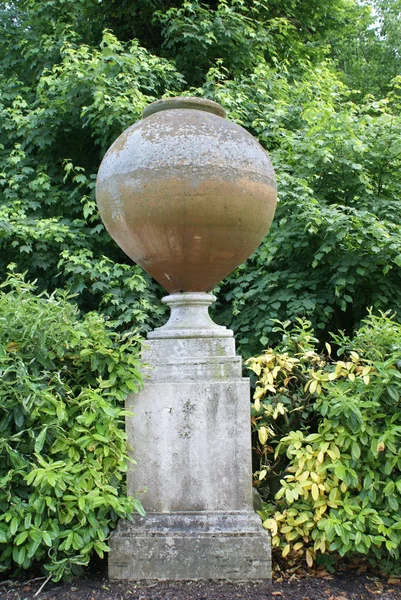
[0,0,400,354]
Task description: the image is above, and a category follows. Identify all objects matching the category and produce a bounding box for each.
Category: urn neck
[147,293,233,340]
[142,97,226,120]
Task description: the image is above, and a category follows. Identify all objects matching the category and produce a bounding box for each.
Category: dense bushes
[1,1,401,356]
[1,0,401,579]
[0,269,144,581]
[210,68,401,355]
[248,312,401,574]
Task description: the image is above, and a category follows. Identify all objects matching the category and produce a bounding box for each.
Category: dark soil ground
[2,564,401,600]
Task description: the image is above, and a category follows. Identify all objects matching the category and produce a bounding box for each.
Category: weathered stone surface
[96,97,277,294]
[109,512,271,581]
[148,293,233,339]
[126,379,252,512]
[143,336,236,360]
[141,352,242,382]
[108,294,271,581]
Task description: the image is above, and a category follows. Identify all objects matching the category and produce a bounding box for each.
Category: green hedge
[0,268,144,581]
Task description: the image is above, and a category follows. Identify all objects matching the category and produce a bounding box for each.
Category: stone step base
[109,511,271,581]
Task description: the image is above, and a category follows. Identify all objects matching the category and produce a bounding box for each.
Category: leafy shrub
[0,268,144,581]
[0,28,180,334]
[58,249,166,333]
[249,312,401,574]
[2,2,401,358]
[210,67,401,356]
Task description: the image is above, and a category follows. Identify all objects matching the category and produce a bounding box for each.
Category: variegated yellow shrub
[249,313,401,575]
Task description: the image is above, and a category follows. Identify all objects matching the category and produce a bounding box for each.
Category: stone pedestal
[108,294,271,581]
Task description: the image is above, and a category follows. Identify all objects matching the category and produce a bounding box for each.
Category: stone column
[109,293,271,580]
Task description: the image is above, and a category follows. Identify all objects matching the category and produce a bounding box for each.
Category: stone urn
[96,96,277,293]
[96,96,277,582]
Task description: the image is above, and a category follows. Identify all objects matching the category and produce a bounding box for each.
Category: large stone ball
[96,97,277,293]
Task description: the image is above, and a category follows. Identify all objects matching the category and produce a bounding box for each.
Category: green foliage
[249,312,401,574]
[330,0,401,97]
[58,250,166,332]
[155,0,295,85]
[0,268,144,581]
[1,0,400,354]
[0,27,181,330]
[155,0,370,86]
[208,63,401,356]
[248,319,321,498]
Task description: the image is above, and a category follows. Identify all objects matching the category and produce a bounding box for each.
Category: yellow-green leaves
[252,313,401,573]
[258,426,269,445]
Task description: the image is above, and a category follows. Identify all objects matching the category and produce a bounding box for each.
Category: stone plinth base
[109,512,271,581]
[108,293,271,581]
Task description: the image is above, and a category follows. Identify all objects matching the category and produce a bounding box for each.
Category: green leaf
[132,498,146,517]
[15,531,29,546]
[35,428,47,454]
[394,255,401,267]
[12,545,26,565]
[387,386,399,402]
[9,517,19,536]
[42,532,52,547]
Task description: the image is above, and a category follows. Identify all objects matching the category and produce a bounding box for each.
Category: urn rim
[142,96,226,120]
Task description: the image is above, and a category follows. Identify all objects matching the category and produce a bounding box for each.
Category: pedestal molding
[148,293,233,339]
[109,511,271,581]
